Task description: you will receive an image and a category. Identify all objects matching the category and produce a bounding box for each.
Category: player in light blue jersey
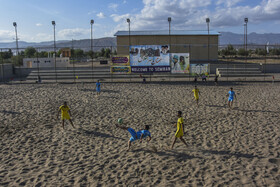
[227,87,237,109]
[116,124,151,150]
[96,80,101,96]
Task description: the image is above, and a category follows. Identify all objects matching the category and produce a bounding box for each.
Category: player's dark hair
[145,125,150,130]
[178,111,182,116]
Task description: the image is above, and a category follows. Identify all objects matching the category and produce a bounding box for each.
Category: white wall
[23,57,70,68]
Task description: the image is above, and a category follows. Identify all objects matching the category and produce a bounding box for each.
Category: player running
[192,86,200,107]
[227,87,237,109]
[170,111,188,149]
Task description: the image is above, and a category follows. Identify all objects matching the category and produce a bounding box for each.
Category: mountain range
[0,32,279,50]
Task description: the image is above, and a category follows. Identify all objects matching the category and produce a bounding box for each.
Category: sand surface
[0,81,279,186]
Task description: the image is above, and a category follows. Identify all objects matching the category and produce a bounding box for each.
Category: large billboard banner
[190,64,210,75]
[129,45,170,66]
[170,53,190,73]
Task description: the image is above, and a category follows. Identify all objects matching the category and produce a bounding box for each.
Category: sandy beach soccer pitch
[0,82,279,186]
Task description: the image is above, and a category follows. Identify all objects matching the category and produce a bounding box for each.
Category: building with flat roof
[114,30,220,62]
[23,57,70,68]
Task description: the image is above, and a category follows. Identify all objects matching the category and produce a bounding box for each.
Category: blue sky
[0,0,280,42]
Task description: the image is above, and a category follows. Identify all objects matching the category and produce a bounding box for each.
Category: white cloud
[109,0,280,32]
[110,14,130,22]
[97,12,106,18]
[216,0,242,7]
[0,30,14,42]
[264,0,280,14]
[109,3,119,12]
[58,28,90,39]
[36,23,43,27]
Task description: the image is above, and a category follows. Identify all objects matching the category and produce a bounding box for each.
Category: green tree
[1,49,13,59]
[270,48,280,56]
[237,48,248,56]
[24,47,37,58]
[86,50,94,58]
[74,49,84,58]
[255,48,267,56]
[104,48,111,58]
[11,55,23,66]
[220,44,237,56]
[71,49,75,57]
[100,48,105,57]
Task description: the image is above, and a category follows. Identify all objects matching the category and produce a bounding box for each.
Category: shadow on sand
[206,105,226,108]
[79,128,125,140]
[79,88,119,93]
[200,149,263,159]
[132,148,202,161]
[0,110,21,115]
[237,109,278,113]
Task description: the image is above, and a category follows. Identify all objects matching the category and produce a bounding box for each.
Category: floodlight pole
[127,18,131,51]
[91,19,94,81]
[206,18,210,64]
[13,22,19,56]
[13,22,21,82]
[127,18,131,82]
[168,17,171,51]
[168,17,171,80]
[244,24,246,51]
[244,18,248,52]
[244,18,248,81]
[52,21,57,82]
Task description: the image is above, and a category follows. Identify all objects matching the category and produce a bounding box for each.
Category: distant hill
[219,32,280,45]
[0,37,117,51]
[0,32,279,50]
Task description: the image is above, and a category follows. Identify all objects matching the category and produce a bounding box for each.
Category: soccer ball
[118,118,123,124]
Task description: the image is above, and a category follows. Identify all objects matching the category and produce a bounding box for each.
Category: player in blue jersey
[227,87,237,109]
[96,80,101,96]
[116,124,151,150]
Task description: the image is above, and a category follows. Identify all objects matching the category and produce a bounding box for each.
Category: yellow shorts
[194,96,199,100]
[61,114,70,120]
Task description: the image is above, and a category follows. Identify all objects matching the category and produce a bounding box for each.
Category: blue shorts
[128,128,138,142]
[228,97,234,102]
[96,88,101,92]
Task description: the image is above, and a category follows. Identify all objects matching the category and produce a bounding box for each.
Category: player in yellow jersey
[192,85,200,107]
[57,101,75,130]
[170,111,188,149]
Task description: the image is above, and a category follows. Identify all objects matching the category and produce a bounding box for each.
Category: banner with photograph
[170,53,190,73]
[112,56,129,66]
[190,64,210,75]
[110,66,131,74]
[129,45,170,66]
[131,66,171,73]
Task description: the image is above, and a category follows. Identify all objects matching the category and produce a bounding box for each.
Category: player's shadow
[79,88,95,92]
[206,105,226,108]
[132,148,201,161]
[0,110,21,115]
[200,149,263,159]
[79,128,125,140]
[79,89,119,93]
[102,89,120,93]
[237,109,278,113]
